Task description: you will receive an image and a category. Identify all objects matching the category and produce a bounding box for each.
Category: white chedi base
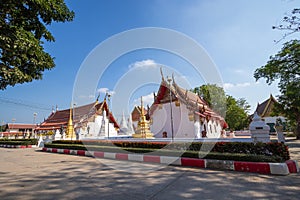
[251,130,270,143]
[249,112,270,143]
[54,130,61,140]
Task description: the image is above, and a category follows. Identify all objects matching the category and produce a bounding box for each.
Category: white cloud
[233,69,248,75]
[97,88,115,96]
[223,82,251,90]
[97,87,109,94]
[129,59,160,70]
[133,93,154,107]
[78,94,95,100]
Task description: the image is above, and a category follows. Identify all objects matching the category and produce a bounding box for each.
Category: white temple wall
[79,115,118,138]
[263,116,286,124]
[151,102,194,138]
[151,102,224,139]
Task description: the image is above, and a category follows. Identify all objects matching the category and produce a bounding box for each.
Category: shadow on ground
[0,146,299,200]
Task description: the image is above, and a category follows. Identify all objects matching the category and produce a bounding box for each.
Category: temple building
[254,94,286,133]
[0,123,37,139]
[149,72,227,139]
[36,98,119,139]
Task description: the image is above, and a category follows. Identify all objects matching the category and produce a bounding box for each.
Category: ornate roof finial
[172,73,175,83]
[96,93,100,103]
[153,92,157,100]
[185,89,188,99]
[160,67,165,82]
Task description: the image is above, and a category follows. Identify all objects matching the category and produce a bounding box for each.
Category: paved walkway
[0,142,299,200]
[286,139,300,163]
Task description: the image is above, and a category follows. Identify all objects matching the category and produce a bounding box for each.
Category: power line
[0,97,52,111]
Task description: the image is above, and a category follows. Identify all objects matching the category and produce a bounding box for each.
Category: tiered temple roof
[254,94,277,117]
[37,100,119,131]
[150,73,228,129]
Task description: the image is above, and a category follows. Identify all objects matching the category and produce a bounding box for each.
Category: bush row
[51,140,290,160]
[0,138,38,146]
[44,143,284,163]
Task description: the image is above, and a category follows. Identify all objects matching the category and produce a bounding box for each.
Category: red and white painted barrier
[41,147,299,175]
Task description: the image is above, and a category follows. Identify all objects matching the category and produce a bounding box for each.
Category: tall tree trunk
[297,120,300,139]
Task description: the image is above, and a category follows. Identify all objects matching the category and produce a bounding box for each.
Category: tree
[0,0,75,89]
[193,84,226,117]
[254,40,300,139]
[225,96,250,131]
[237,98,251,114]
[193,84,250,130]
[273,8,300,42]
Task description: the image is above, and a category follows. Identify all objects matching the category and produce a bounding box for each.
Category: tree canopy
[225,96,250,131]
[192,84,226,117]
[273,8,300,41]
[0,0,75,89]
[193,84,250,130]
[254,40,300,138]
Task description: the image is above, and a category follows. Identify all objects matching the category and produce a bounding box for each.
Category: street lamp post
[72,103,76,141]
[107,92,111,139]
[0,121,4,138]
[167,77,174,141]
[12,118,16,139]
[33,112,37,138]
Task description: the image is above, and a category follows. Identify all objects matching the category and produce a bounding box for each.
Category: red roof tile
[7,124,37,129]
[37,101,119,130]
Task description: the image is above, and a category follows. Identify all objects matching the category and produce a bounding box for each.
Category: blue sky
[0,0,299,124]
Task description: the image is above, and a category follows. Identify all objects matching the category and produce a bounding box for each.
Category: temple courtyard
[0,140,299,200]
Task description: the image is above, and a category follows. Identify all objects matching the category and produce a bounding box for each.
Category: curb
[42,147,298,175]
[0,144,37,148]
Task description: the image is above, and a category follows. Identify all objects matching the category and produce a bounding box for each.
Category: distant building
[1,123,37,138]
[254,94,286,133]
[149,73,227,139]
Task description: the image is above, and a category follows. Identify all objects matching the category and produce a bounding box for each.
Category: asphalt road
[0,141,299,200]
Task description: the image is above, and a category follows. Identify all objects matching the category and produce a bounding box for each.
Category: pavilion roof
[7,123,37,129]
[37,101,119,130]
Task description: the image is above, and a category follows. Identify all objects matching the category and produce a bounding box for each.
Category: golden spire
[140,96,145,117]
[66,103,75,139]
[132,96,154,139]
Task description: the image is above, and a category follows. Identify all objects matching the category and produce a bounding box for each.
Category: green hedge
[51,140,290,160]
[0,138,38,146]
[44,143,285,163]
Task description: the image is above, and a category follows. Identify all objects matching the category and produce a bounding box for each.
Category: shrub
[48,140,290,161]
[44,143,284,163]
[0,138,38,146]
[285,133,296,137]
